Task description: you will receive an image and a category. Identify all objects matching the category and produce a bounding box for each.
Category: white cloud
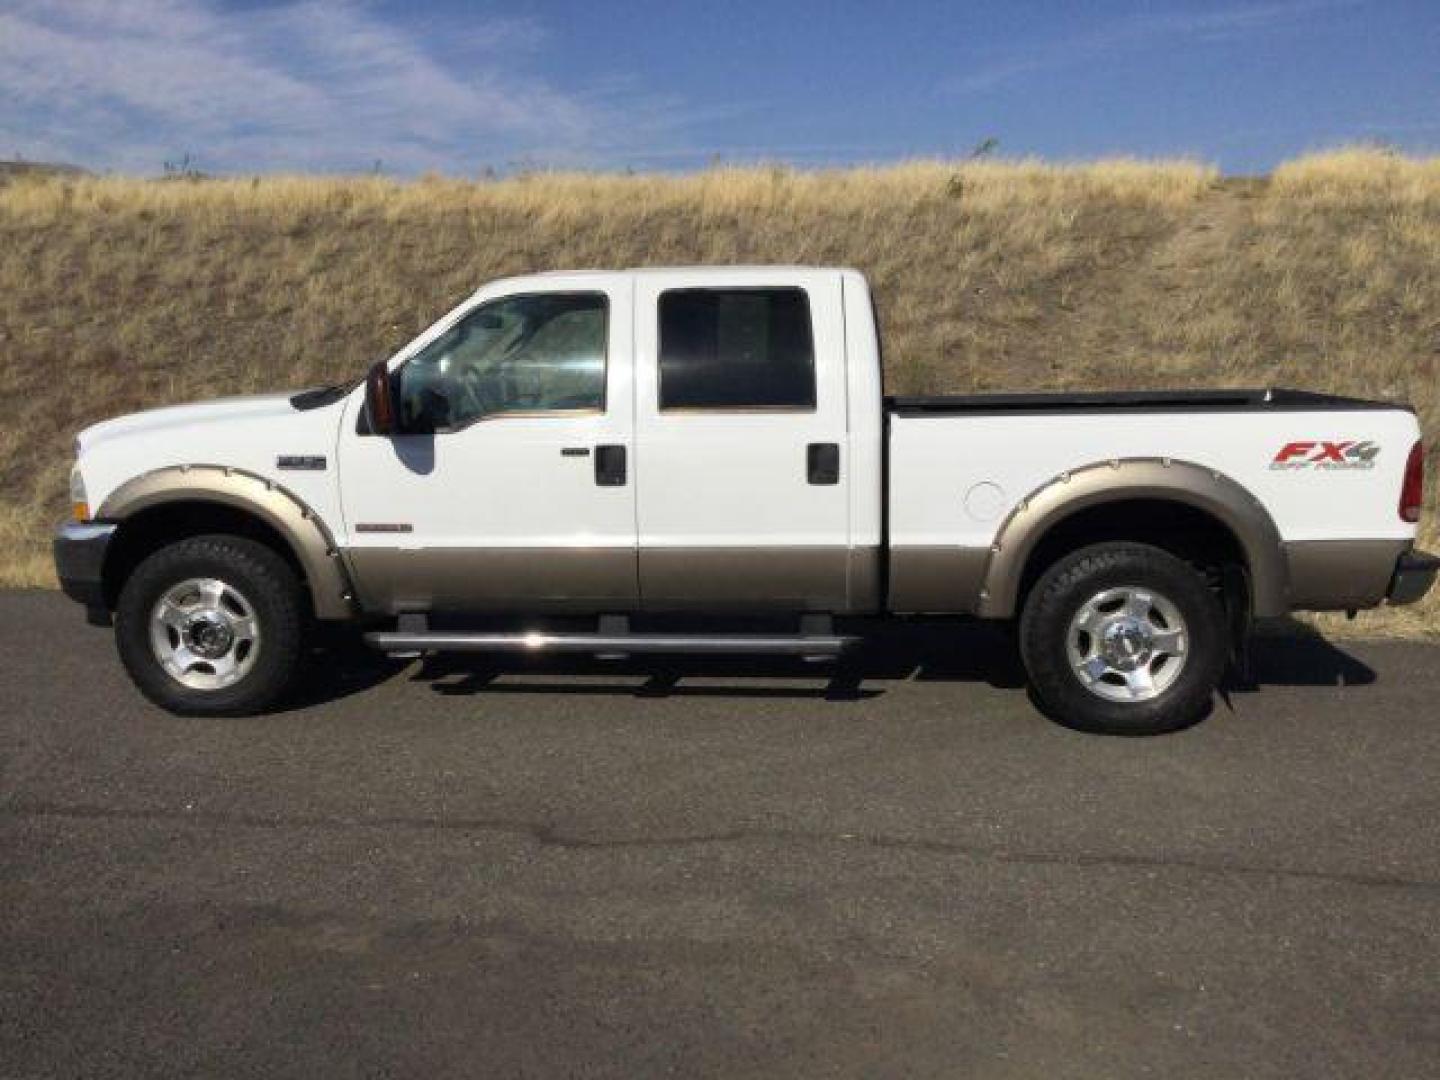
[0,0,673,173]
[945,0,1363,95]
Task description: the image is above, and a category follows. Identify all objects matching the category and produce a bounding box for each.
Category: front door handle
[595,444,627,486]
[807,443,840,485]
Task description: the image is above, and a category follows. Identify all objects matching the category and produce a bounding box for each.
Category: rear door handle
[595,444,627,486]
[807,443,840,485]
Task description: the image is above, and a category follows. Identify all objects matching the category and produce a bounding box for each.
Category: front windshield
[397,292,607,431]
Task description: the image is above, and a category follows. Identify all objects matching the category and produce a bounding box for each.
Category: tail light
[1400,440,1424,523]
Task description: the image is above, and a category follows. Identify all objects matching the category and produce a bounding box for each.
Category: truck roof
[523,265,858,278]
[475,265,863,297]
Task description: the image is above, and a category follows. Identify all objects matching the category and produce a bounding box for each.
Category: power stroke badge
[1270,440,1380,471]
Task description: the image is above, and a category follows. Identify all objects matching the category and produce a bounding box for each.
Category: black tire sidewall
[115,535,305,716]
[1019,543,1227,735]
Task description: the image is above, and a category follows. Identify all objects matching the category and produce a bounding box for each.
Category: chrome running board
[364,630,857,658]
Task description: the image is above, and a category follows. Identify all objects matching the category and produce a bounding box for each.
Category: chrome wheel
[1065,585,1188,703]
[148,577,261,691]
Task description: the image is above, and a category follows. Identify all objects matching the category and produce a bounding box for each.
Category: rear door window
[657,288,815,411]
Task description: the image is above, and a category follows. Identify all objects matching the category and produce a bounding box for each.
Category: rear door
[632,270,851,609]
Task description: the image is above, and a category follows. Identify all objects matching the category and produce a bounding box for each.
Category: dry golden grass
[0,150,1435,635]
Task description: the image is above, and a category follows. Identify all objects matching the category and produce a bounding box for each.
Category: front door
[337,278,637,613]
[632,270,851,610]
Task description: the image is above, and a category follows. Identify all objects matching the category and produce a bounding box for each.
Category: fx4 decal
[1270,440,1380,471]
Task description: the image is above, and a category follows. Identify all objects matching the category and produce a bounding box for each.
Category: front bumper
[1388,549,1440,606]
[53,521,116,612]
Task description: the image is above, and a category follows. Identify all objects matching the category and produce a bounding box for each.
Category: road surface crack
[4,799,1436,893]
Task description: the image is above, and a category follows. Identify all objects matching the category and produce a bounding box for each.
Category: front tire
[115,535,307,716]
[1019,542,1228,735]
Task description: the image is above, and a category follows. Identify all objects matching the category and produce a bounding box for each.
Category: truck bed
[882,384,1421,617]
[886,388,1405,416]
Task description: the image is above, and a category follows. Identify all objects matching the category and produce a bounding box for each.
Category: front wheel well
[1016,499,1250,617]
[101,501,308,609]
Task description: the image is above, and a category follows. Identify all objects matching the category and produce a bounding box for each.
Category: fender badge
[1270,440,1379,471]
[277,455,327,471]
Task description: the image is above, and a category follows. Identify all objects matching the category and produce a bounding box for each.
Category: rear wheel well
[102,501,308,609]
[1017,499,1250,616]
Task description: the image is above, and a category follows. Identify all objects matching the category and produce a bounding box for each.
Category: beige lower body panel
[884,539,1415,616]
[347,547,639,614]
[846,546,884,614]
[639,547,856,611]
[1284,538,1409,611]
[346,539,1406,617]
[886,545,988,614]
[347,545,882,615]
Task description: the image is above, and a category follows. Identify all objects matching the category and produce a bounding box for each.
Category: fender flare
[977,458,1288,619]
[97,465,356,620]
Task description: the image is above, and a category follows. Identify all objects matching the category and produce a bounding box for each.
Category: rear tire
[1019,542,1227,735]
[115,535,306,716]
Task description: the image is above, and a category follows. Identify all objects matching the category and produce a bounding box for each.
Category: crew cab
[55,267,1436,733]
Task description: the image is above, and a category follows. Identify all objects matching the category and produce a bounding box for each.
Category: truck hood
[77,391,317,455]
[75,387,349,517]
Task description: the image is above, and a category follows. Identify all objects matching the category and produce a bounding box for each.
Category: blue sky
[2,0,1437,175]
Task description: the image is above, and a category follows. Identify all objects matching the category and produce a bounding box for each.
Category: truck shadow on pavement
[1228,624,1378,690]
[289,618,1377,714]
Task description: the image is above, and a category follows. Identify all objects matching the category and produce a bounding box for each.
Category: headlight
[69,465,89,522]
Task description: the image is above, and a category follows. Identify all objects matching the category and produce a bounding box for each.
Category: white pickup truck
[55,266,1434,733]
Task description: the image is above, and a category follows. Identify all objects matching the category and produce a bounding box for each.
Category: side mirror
[364,360,397,435]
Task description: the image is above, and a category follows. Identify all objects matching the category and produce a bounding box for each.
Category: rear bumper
[53,521,116,611]
[1388,549,1439,607]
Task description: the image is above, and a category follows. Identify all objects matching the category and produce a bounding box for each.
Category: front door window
[397,292,607,432]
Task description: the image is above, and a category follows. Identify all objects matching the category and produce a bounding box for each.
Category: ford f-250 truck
[54,267,1436,733]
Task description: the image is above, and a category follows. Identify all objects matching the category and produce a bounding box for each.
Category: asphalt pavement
[2,590,1438,1078]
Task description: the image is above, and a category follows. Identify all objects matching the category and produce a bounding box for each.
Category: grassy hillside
[1,149,1436,635]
